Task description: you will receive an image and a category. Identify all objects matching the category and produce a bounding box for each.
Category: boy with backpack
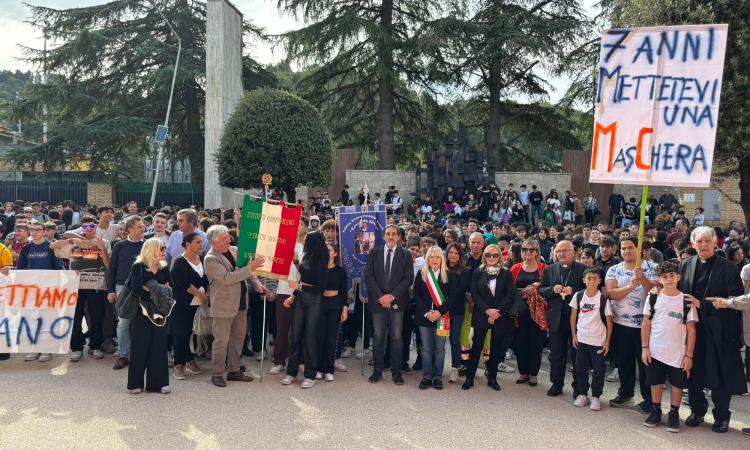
[641,261,697,433]
[570,266,613,411]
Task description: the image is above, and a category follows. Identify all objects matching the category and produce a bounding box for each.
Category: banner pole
[635,185,649,266]
[360,283,365,376]
[260,293,267,382]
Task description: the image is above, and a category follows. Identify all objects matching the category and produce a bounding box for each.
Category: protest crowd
[1,181,749,437]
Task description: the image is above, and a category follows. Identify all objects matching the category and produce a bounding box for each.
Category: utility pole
[149,5,182,207]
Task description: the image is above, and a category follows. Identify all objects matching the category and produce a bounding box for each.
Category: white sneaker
[505,349,514,360]
[301,378,315,389]
[129,388,142,394]
[356,348,372,359]
[315,371,323,380]
[341,347,354,358]
[574,395,589,407]
[324,373,335,382]
[69,351,82,362]
[24,353,40,361]
[334,359,348,372]
[498,362,515,373]
[281,375,295,385]
[161,386,171,394]
[37,353,52,362]
[590,397,602,411]
[92,349,105,359]
[268,364,284,375]
[256,352,266,362]
[606,368,619,382]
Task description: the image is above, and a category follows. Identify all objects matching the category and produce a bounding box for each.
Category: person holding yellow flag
[413,246,457,390]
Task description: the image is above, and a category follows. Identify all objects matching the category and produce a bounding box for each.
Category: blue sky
[1,0,600,103]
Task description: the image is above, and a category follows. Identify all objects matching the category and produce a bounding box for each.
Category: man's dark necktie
[384,248,392,289]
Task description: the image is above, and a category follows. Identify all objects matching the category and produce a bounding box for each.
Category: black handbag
[508,289,529,317]
[115,268,138,320]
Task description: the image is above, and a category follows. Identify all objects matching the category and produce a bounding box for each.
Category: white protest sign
[0,270,80,354]
[590,24,728,187]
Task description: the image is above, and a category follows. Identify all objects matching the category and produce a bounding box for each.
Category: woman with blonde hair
[462,244,517,391]
[510,238,547,386]
[127,237,173,394]
[413,246,457,389]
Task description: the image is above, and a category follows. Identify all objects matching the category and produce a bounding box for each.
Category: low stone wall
[345,170,417,202]
[87,183,113,206]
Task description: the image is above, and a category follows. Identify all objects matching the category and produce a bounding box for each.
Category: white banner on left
[0,270,81,354]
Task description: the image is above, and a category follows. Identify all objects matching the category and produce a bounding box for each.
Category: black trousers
[342,309,358,348]
[549,308,575,388]
[318,303,341,374]
[466,319,514,380]
[246,291,264,352]
[611,323,651,402]
[70,289,105,352]
[512,312,546,377]
[287,291,321,380]
[585,209,596,224]
[688,383,732,421]
[127,312,169,391]
[575,342,606,397]
[169,303,197,366]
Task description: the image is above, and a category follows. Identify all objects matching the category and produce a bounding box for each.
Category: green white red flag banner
[236,195,302,280]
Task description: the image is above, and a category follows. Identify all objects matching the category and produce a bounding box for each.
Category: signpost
[590,24,728,262]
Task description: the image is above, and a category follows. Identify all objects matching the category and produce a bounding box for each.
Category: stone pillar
[205,0,244,208]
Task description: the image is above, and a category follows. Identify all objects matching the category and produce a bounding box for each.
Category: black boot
[462,377,474,390]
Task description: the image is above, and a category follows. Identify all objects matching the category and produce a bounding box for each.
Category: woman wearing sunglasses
[127,238,172,394]
[463,244,517,391]
[510,239,547,386]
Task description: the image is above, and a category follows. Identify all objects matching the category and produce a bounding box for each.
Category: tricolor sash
[425,268,450,337]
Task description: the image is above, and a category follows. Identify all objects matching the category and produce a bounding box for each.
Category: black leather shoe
[685,413,704,427]
[419,379,432,390]
[462,377,474,390]
[393,374,405,385]
[433,379,443,390]
[547,385,563,397]
[488,379,501,391]
[412,357,422,371]
[712,420,729,433]
[369,370,382,383]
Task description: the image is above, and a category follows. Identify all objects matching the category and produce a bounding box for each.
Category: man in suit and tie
[679,226,746,433]
[364,224,414,384]
[205,225,268,387]
[540,240,587,397]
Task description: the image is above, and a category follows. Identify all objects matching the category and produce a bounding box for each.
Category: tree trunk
[376,0,395,170]
[739,155,750,226]
[486,61,502,182]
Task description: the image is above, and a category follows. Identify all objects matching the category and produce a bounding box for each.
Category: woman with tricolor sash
[462,244,517,391]
[413,246,457,390]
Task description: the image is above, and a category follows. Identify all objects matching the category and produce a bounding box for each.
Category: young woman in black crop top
[281,232,329,389]
[318,243,348,381]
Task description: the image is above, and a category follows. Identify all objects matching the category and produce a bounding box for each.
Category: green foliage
[5,0,273,181]
[0,70,33,101]
[216,88,334,198]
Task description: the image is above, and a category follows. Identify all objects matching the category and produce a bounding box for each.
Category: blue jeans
[419,326,446,380]
[372,309,404,374]
[449,315,464,368]
[531,204,543,224]
[115,284,131,358]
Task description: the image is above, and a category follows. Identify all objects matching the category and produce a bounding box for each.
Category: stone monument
[204,0,244,208]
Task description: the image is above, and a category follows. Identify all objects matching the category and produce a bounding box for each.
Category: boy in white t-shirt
[641,261,697,433]
[570,267,613,411]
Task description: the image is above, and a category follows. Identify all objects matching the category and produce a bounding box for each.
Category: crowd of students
[1,193,749,437]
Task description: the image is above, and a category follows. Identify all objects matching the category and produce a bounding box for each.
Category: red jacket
[510,262,546,282]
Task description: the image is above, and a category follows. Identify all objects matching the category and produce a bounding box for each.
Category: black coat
[678,255,746,393]
[539,261,587,333]
[470,268,516,331]
[364,244,414,312]
[413,270,457,328]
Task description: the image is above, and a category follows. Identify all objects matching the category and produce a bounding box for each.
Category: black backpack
[648,292,690,325]
[574,290,608,325]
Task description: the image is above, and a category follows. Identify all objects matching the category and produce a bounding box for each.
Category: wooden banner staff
[259,173,272,382]
[635,185,649,266]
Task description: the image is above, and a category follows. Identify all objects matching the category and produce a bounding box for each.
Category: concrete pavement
[1,348,749,449]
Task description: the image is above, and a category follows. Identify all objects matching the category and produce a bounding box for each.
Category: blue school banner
[337,204,386,302]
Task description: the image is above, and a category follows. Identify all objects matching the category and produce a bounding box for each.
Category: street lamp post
[150,5,182,207]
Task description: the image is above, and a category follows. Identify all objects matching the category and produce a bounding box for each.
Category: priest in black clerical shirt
[678,226,746,433]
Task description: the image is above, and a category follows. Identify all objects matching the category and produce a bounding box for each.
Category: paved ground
[1,346,749,449]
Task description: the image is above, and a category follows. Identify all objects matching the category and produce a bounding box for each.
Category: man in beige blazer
[205,225,268,387]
